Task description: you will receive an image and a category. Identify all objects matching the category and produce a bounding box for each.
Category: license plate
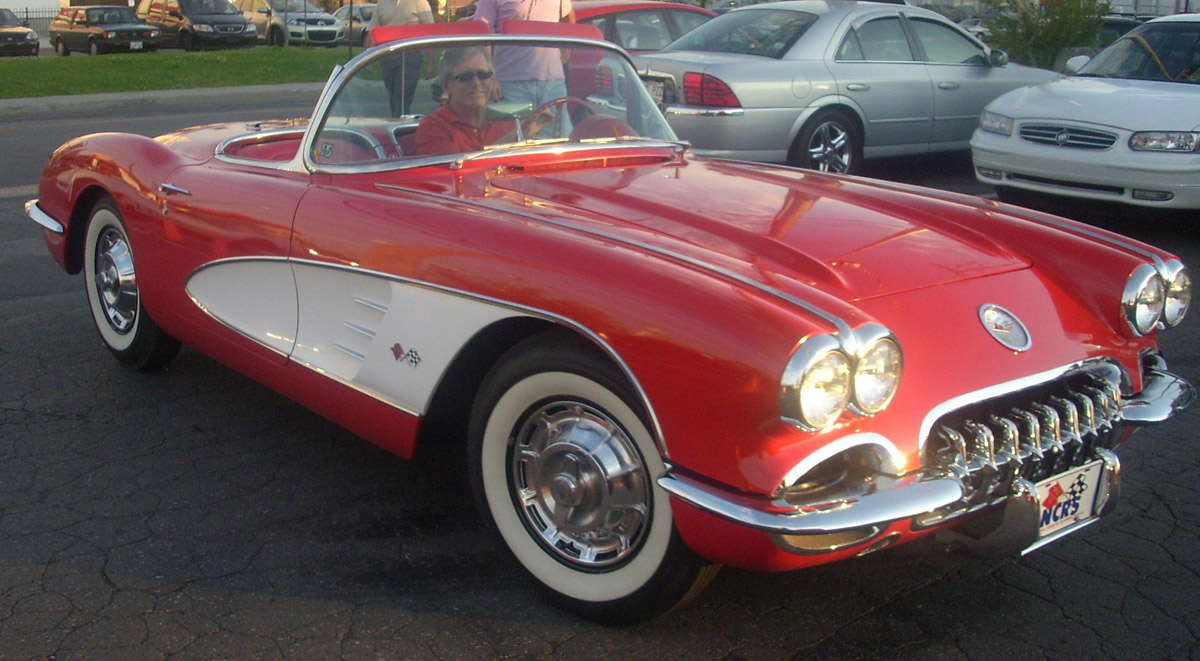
[1036,459,1104,537]
[130,41,142,50]
[644,79,664,104]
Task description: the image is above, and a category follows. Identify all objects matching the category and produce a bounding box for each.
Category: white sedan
[971,14,1200,210]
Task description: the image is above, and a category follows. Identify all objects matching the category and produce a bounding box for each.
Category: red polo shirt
[415,104,516,156]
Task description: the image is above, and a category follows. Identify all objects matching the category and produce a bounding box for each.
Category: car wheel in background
[180,31,195,50]
[55,38,69,56]
[469,330,719,624]
[790,108,863,175]
[268,26,284,46]
[83,197,181,370]
[88,40,100,55]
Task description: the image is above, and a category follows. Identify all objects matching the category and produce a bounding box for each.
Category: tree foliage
[983,0,1111,69]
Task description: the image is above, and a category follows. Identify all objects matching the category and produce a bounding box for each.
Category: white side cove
[187,258,523,416]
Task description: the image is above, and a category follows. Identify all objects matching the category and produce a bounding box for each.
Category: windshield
[269,0,326,13]
[311,40,676,166]
[0,8,22,26]
[663,8,817,58]
[181,0,241,15]
[86,7,139,23]
[1078,22,1200,83]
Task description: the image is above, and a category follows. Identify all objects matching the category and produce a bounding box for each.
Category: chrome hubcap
[94,226,138,334]
[510,400,649,569]
[807,121,851,173]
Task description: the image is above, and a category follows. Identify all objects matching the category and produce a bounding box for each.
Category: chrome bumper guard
[657,366,1194,556]
[25,199,64,235]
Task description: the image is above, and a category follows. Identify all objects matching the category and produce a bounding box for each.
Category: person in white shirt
[366,0,434,115]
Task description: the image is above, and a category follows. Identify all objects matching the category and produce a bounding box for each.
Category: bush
[983,0,1110,69]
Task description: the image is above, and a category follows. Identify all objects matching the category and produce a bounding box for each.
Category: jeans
[499,78,573,138]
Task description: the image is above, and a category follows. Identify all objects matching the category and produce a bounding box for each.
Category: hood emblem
[979,304,1031,352]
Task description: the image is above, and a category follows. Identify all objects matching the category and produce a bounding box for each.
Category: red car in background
[575,0,714,51]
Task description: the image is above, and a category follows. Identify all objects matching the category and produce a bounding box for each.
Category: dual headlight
[1123,260,1191,336]
[979,110,1013,137]
[1130,131,1199,152]
[781,324,902,431]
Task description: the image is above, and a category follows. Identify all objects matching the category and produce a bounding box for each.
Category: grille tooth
[936,427,970,475]
[1082,385,1115,429]
[963,420,998,470]
[988,414,1021,464]
[1030,403,1065,453]
[1049,396,1082,444]
[1070,391,1097,435]
[1009,408,1044,460]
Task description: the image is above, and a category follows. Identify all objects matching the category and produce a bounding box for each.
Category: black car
[0,7,39,56]
[137,0,256,50]
[49,5,162,55]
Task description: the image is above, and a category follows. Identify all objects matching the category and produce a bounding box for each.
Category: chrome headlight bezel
[781,324,903,432]
[1162,259,1191,328]
[1123,263,1166,336]
[979,110,1013,136]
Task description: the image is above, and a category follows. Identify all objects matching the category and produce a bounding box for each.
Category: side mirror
[1064,55,1091,75]
[988,48,1008,67]
[257,6,271,14]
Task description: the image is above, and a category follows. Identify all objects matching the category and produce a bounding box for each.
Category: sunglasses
[450,69,495,83]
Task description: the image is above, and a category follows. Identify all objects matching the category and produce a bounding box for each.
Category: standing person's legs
[499,79,573,137]
[402,51,423,115]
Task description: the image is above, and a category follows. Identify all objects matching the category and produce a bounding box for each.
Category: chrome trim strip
[333,343,366,361]
[25,200,64,234]
[378,185,856,336]
[353,296,389,313]
[343,321,375,339]
[658,465,966,536]
[664,106,745,118]
[1021,517,1101,555]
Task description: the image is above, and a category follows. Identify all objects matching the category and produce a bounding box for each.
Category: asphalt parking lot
[1,89,1198,660]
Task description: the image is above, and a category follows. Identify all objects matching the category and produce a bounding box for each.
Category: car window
[663,9,817,59]
[1081,23,1200,82]
[182,0,242,15]
[88,7,138,23]
[837,16,914,62]
[671,9,710,37]
[614,11,671,50]
[0,8,21,26]
[909,17,985,64]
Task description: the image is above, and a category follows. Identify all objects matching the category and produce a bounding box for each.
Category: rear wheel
[789,109,863,175]
[469,332,718,624]
[55,38,69,56]
[83,197,180,370]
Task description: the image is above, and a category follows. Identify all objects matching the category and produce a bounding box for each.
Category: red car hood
[482,155,1030,302]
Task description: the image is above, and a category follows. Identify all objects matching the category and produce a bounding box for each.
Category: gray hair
[438,47,492,88]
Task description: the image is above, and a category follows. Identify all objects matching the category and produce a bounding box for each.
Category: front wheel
[789,109,863,175]
[55,38,69,56]
[268,26,285,46]
[88,40,100,56]
[83,197,180,370]
[469,332,718,624]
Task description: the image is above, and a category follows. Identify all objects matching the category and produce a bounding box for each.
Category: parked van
[137,0,255,50]
[232,0,342,46]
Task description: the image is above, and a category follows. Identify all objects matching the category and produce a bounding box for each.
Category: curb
[0,82,327,119]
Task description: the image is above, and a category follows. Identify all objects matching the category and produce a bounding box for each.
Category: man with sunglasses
[416,47,556,156]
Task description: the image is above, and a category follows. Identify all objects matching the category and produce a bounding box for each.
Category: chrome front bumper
[658,366,1194,556]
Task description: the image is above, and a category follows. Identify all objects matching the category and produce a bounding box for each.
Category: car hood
[987,76,1200,131]
[0,25,35,34]
[101,22,157,30]
[480,155,1029,302]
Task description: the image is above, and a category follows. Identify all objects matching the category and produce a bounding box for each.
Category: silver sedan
[635,0,1058,173]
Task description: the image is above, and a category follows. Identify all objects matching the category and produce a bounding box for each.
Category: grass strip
[0,46,364,99]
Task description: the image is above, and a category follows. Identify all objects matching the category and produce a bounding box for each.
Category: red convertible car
[25,21,1194,623]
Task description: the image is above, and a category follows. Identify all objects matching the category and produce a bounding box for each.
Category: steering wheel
[531,97,595,138]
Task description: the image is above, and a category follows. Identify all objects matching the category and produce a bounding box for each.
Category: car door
[906,14,1008,147]
[825,11,934,154]
[159,0,184,47]
[68,9,88,51]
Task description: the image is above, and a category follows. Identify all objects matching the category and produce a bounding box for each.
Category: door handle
[938,82,960,90]
[846,83,870,91]
[159,183,191,196]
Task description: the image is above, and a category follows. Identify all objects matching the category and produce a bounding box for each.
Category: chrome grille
[1020,125,1117,150]
[217,24,244,33]
[925,368,1122,503]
